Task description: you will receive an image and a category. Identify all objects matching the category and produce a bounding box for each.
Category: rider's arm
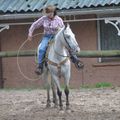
[56,17,65,33]
[58,17,64,28]
[28,16,45,37]
[58,17,65,28]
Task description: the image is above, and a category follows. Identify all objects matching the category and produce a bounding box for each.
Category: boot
[70,55,84,70]
[35,63,43,75]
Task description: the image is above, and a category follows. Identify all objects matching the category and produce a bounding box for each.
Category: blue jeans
[37,34,54,64]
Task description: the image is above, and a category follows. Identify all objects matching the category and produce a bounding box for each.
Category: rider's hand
[27,35,32,41]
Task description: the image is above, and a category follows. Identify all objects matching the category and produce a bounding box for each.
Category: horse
[43,24,80,110]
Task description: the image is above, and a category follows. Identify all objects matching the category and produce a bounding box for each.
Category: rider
[28,5,83,75]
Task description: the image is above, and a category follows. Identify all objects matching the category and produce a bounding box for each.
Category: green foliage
[80,82,112,89]
[95,82,112,88]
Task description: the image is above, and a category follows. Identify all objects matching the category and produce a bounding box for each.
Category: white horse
[43,24,80,110]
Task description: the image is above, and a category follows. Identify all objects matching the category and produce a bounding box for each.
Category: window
[99,20,120,62]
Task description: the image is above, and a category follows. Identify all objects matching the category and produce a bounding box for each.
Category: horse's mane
[55,27,65,40]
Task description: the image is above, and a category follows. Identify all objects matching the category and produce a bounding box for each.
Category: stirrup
[75,61,84,70]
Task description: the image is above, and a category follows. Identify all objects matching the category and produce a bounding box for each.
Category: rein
[62,29,72,51]
[52,29,74,58]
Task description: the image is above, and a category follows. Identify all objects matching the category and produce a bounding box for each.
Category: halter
[62,28,73,51]
[53,28,77,58]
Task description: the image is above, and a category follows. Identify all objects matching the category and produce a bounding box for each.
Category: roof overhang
[0,6,120,20]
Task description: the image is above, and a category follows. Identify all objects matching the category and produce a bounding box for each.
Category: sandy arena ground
[0,87,120,120]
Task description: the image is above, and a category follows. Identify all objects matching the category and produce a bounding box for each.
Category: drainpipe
[0,36,3,88]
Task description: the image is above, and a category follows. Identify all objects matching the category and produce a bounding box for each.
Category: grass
[80,82,112,89]
[95,82,112,88]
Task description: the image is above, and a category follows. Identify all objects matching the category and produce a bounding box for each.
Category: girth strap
[48,58,69,78]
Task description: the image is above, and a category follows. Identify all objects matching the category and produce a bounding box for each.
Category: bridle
[53,28,78,57]
[48,28,82,78]
[62,28,72,51]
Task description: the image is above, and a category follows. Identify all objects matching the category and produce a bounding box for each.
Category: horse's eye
[66,35,70,39]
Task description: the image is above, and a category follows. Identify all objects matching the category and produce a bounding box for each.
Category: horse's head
[62,24,80,53]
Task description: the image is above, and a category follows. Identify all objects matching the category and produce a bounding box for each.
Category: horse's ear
[67,23,70,28]
[64,23,67,29]
[64,23,70,29]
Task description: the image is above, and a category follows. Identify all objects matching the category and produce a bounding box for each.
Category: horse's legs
[64,65,71,110]
[64,86,69,110]
[46,83,51,107]
[57,87,63,110]
[43,68,51,108]
[51,75,63,110]
[51,79,58,107]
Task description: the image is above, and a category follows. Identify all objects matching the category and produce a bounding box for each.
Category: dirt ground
[0,87,120,120]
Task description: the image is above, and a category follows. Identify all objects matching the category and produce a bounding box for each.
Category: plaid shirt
[28,15,64,36]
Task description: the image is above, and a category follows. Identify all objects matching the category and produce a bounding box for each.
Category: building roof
[0,0,120,13]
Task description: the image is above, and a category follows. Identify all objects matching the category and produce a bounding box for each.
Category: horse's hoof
[46,103,51,108]
[66,106,70,110]
[54,104,58,108]
[59,109,64,114]
[66,107,71,113]
[59,106,63,111]
[66,109,71,113]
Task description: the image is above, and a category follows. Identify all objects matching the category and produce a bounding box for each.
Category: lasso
[17,32,44,81]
